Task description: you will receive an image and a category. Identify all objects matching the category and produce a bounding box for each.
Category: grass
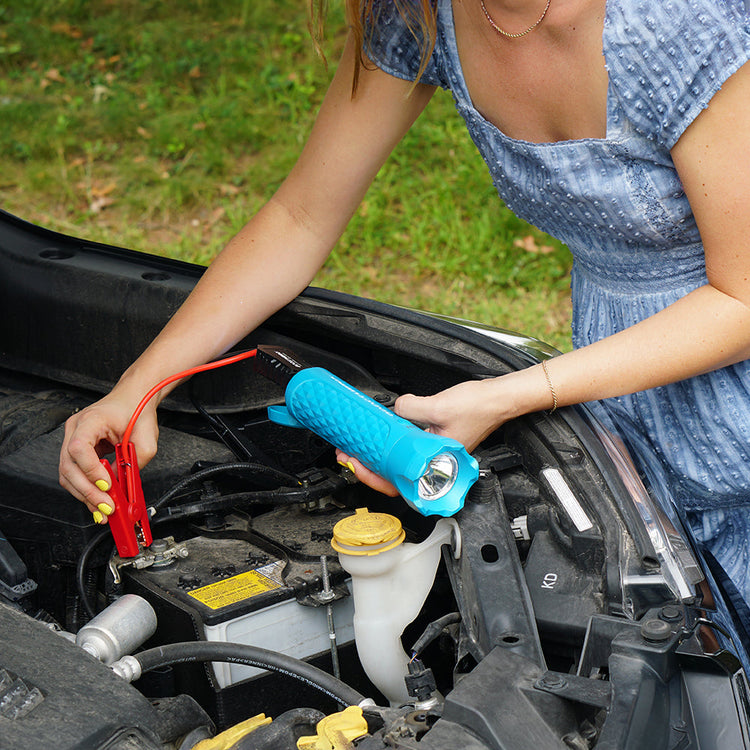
[0,0,573,351]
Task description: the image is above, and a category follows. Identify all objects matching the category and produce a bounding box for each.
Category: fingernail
[92,511,104,525]
[95,479,110,492]
[97,503,114,516]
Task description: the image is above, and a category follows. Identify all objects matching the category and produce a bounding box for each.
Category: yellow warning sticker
[188,570,282,610]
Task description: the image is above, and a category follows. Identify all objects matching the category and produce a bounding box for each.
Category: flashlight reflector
[418,453,459,500]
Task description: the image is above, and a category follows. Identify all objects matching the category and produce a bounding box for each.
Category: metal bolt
[539,672,567,690]
[320,555,340,679]
[318,555,335,603]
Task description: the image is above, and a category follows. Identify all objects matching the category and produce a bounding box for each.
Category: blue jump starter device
[257,347,479,517]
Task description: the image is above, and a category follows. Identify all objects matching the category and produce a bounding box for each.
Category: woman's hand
[59,391,158,520]
[393,379,514,451]
[337,371,546,495]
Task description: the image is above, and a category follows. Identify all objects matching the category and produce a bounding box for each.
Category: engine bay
[0,216,745,749]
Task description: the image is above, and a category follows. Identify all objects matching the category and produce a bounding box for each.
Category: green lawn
[0,0,573,350]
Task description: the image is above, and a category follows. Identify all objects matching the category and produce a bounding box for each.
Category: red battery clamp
[96,348,259,558]
[100,442,153,558]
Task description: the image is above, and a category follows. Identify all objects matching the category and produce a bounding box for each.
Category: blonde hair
[309,0,438,93]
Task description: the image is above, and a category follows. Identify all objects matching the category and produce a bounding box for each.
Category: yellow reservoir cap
[331,508,405,556]
[193,714,272,750]
[296,705,369,749]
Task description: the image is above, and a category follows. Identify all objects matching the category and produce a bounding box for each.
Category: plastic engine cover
[0,602,212,749]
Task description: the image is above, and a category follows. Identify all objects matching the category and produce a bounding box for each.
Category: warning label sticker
[188,569,283,610]
[255,559,285,586]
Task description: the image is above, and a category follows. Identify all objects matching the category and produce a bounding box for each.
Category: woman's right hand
[59,391,159,520]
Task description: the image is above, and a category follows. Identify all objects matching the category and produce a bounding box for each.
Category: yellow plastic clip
[193,713,273,750]
[296,705,369,750]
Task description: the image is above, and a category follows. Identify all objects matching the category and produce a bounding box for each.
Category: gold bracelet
[541,359,558,413]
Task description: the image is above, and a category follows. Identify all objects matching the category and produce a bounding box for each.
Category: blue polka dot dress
[366,0,750,607]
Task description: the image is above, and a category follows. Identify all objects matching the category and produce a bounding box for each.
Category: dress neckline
[442,0,617,148]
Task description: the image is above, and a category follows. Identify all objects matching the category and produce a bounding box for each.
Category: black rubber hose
[151,461,301,512]
[158,476,346,521]
[76,527,113,620]
[134,641,369,707]
[410,612,461,657]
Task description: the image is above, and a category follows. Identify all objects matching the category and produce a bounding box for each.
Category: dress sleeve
[362,1,443,87]
[605,0,750,149]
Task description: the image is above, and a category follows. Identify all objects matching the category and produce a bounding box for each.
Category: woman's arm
[60,34,436,512]
[349,60,750,487]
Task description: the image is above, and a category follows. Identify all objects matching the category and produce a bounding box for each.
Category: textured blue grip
[286,369,401,471]
[269,367,478,516]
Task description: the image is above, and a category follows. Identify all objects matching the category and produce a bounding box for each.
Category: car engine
[0,215,747,749]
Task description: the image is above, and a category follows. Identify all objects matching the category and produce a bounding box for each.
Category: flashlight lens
[418,453,458,500]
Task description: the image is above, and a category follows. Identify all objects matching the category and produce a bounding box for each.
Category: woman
[61,0,750,608]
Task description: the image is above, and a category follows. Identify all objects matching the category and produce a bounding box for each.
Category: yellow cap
[296,705,368,749]
[331,508,405,556]
[193,714,272,750]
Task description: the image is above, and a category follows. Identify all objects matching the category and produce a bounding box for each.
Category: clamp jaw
[100,442,153,558]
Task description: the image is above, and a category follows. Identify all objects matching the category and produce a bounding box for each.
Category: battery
[123,511,354,689]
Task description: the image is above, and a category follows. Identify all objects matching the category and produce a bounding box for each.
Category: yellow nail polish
[95,479,110,492]
[97,503,114,516]
[338,460,357,475]
[92,511,104,525]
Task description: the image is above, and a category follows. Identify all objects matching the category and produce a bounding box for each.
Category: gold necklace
[479,0,552,38]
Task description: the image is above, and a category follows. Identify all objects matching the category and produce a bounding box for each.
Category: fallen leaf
[51,22,82,39]
[513,235,555,254]
[89,195,115,213]
[44,68,65,83]
[91,182,117,198]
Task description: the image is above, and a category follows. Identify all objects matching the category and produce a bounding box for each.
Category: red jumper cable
[100,349,258,558]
